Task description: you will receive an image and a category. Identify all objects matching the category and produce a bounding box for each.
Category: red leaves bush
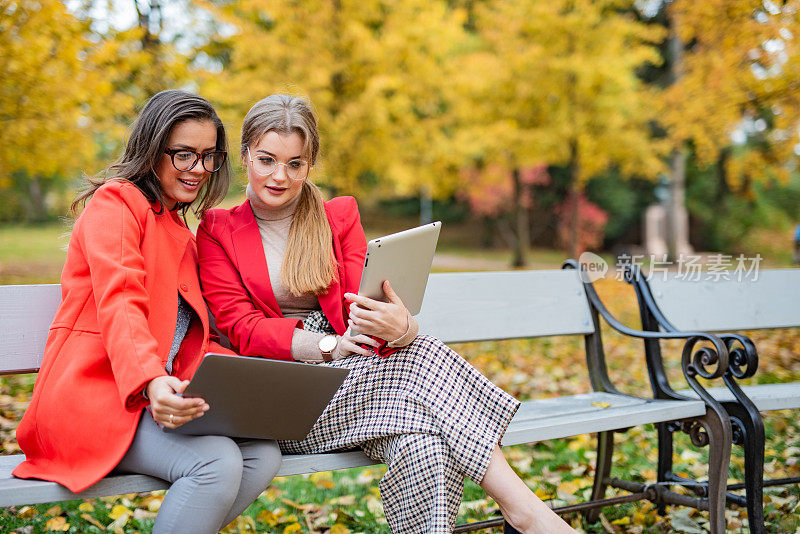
[554,192,609,255]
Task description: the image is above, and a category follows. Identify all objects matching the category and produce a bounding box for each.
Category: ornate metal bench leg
[725,401,766,534]
[656,422,675,516]
[695,410,732,534]
[586,430,614,523]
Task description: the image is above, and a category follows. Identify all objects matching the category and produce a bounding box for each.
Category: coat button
[180,284,189,292]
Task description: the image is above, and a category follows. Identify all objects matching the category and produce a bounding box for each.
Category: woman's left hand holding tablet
[344,280,409,342]
[146,376,209,429]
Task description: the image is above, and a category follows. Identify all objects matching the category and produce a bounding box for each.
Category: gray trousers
[115,412,282,534]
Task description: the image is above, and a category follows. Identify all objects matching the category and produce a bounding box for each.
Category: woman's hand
[344,280,409,342]
[338,330,381,358]
[146,376,209,429]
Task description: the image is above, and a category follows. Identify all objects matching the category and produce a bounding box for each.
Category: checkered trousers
[280,313,520,533]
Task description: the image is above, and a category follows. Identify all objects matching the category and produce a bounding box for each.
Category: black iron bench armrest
[563,260,730,408]
[624,263,759,382]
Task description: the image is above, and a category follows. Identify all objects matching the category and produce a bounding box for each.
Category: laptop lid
[169,353,348,440]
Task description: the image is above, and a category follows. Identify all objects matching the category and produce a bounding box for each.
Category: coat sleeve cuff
[387,311,418,348]
[123,365,167,411]
[375,338,401,358]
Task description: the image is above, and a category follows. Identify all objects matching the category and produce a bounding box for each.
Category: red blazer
[197,197,367,359]
[13,182,231,493]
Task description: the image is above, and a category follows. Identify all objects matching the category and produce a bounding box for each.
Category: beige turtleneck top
[247,187,417,362]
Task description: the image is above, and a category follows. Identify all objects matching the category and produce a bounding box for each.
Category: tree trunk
[568,140,581,259]
[480,216,495,248]
[666,7,691,261]
[511,168,528,267]
[667,147,687,260]
[419,185,432,225]
[27,175,47,222]
[716,147,730,203]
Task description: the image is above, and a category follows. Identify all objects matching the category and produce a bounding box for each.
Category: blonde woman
[197,94,575,534]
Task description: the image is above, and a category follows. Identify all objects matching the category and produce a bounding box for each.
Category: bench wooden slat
[0,393,705,507]
[502,393,704,445]
[0,271,596,374]
[0,285,61,374]
[0,451,381,507]
[648,270,800,332]
[417,270,594,343]
[676,383,800,412]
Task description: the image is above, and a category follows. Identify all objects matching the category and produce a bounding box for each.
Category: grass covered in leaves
[1,224,800,531]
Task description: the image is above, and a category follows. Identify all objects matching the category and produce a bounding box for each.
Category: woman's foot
[504,519,522,533]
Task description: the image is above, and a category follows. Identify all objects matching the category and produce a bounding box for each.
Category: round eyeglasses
[246,147,311,181]
[164,148,227,173]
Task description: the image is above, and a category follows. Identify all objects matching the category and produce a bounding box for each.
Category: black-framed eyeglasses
[164,148,227,173]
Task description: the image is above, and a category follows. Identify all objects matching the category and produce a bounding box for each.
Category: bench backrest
[647,268,800,332]
[0,284,62,374]
[417,270,595,343]
[0,269,595,374]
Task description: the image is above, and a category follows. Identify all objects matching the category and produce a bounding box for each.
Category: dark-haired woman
[14,90,281,534]
[197,94,575,534]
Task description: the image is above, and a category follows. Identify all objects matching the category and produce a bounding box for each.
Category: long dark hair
[72,90,230,218]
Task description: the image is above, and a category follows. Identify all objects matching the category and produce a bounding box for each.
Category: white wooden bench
[0,268,733,532]
[627,266,800,534]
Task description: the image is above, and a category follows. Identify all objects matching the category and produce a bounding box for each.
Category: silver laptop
[352,222,441,336]
[169,353,348,440]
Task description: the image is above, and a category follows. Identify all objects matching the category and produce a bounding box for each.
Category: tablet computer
[168,353,348,440]
[352,221,441,335]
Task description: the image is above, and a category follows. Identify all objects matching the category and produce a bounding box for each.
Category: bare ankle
[503,509,536,533]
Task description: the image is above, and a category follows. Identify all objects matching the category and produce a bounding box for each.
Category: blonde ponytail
[282,181,337,295]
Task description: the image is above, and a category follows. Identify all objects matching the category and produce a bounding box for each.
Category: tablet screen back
[357,221,441,316]
[170,354,348,440]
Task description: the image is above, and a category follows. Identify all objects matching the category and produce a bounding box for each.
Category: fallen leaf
[133,508,157,520]
[258,509,279,526]
[16,506,37,519]
[670,508,705,533]
[282,498,315,512]
[330,495,356,506]
[365,496,384,518]
[44,505,61,517]
[107,511,130,531]
[599,513,615,533]
[44,517,69,531]
[108,504,130,520]
[79,513,104,529]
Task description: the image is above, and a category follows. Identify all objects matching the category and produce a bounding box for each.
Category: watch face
[319,335,337,353]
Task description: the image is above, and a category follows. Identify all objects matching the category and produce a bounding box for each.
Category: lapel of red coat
[227,199,350,334]
[229,200,284,318]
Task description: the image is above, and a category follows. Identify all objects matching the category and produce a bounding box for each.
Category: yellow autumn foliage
[661,0,800,189]
[200,0,471,197]
[459,0,667,185]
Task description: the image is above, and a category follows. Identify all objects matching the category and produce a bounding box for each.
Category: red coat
[13,182,231,493]
[197,197,367,359]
